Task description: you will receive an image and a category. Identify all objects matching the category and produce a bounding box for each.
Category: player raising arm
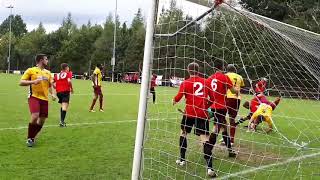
[53,63,73,127]
[89,64,104,112]
[173,62,217,177]
[19,54,55,147]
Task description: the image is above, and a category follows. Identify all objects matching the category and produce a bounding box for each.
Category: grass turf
[0,74,319,179]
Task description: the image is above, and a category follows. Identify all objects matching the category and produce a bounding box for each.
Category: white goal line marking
[0,119,138,131]
[219,151,320,179]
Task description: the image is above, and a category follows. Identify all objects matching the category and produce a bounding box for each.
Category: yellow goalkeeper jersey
[226,72,245,99]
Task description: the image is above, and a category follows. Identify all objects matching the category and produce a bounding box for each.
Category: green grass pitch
[0,74,319,179]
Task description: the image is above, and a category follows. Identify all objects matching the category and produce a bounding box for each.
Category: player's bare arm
[229,86,239,95]
[49,80,57,101]
[92,74,98,87]
[19,78,42,86]
[69,80,74,94]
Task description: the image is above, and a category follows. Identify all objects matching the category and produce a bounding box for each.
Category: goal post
[131,0,159,179]
[132,0,320,179]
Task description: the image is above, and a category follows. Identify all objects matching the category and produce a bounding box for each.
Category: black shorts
[57,92,70,104]
[246,112,253,120]
[181,116,209,136]
[150,87,155,93]
[210,108,227,127]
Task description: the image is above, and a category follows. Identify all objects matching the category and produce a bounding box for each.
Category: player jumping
[53,63,73,127]
[173,62,217,177]
[19,54,56,147]
[89,64,104,112]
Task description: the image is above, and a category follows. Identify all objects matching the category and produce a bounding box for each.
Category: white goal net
[133,0,320,179]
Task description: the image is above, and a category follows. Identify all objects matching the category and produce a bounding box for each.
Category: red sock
[230,126,236,143]
[99,96,103,109]
[28,123,37,139]
[230,118,237,143]
[34,124,43,137]
[90,99,97,110]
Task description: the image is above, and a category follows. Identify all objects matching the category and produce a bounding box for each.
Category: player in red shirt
[255,78,268,93]
[150,73,157,104]
[236,79,269,125]
[236,93,280,127]
[173,62,216,177]
[204,60,238,165]
[53,63,73,127]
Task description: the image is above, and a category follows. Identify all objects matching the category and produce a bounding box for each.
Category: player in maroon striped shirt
[53,63,73,127]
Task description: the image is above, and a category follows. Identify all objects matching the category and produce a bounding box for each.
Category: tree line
[0,9,145,75]
[0,0,318,79]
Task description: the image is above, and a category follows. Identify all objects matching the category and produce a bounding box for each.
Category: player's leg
[59,92,70,126]
[218,109,237,157]
[264,116,273,133]
[34,99,49,138]
[177,116,193,165]
[248,110,260,131]
[27,97,41,147]
[250,114,264,132]
[207,109,221,147]
[150,87,156,104]
[227,99,240,144]
[196,118,217,177]
[98,87,104,112]
[60,102,69,126]
[89,87,98,112]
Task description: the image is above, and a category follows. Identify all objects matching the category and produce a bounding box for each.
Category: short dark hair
[213,59,225,71]
[61,63,69,70]
[35,54,47,63]
[187,62,199,75]
[97,63,103,69]
[227,64,237,73]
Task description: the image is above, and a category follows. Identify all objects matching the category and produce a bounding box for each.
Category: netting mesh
[141,0,320,179]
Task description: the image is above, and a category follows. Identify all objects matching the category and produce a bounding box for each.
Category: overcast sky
[0,0,208,33]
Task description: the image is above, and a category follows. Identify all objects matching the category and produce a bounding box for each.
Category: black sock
[179,136,187,161]
[61,110,67,123]
[209,132,218,146]
[152,92,156,103]
[203,141,214,169]
[222,131,232,150]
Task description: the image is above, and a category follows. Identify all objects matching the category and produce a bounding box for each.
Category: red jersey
[151,75,157,88]
[174,76,209,119]
[54,71,72,93]
[250,93,276,112]
[206,72,233,109]
[255,79,267,93]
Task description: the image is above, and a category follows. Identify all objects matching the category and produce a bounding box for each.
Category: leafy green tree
[0,15,27,37]
[15,23,47,69]
[123,8,145,72]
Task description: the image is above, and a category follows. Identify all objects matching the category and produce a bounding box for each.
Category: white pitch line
[0,119,138,131]
[219,151,320,180]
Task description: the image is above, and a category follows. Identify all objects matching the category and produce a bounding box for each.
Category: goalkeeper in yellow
[246,94,281,133]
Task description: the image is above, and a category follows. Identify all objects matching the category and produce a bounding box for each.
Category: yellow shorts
[251,104,273,127]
